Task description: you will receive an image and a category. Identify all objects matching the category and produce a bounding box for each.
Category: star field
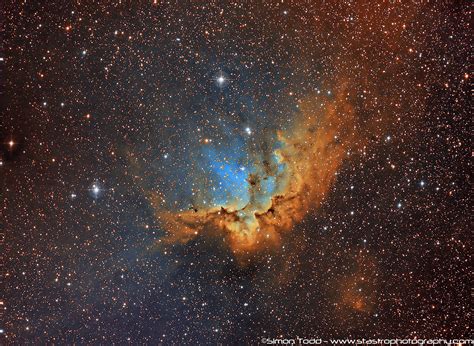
[1,1,471,344]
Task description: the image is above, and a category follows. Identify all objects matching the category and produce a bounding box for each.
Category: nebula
[150,84,364,255]
[4,1,470,342]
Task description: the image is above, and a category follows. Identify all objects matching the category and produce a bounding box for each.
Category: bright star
[214,72,229,87]
[90,183,103,199]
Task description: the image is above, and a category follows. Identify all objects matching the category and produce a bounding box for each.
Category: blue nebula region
[196,135,285,213]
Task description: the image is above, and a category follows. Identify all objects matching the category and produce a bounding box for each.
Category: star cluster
[1,1,471,344]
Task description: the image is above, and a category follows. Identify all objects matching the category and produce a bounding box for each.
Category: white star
[90,183,104,199]
[214,72,229,87]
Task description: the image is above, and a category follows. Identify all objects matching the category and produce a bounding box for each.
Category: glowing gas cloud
[149,85,364,255]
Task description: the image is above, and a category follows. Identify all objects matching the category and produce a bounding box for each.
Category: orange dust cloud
[152,84,365,256]
[337,254,379,314]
